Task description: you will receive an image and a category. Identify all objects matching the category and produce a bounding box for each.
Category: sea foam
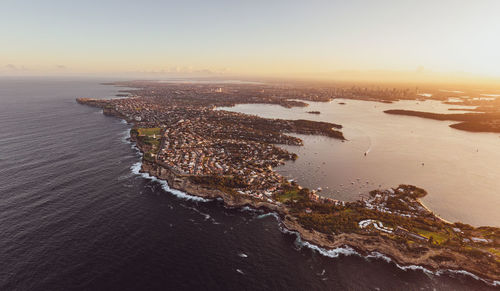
[121,122,498,286]
[256,212,280,221]
[130,162,209,202]
[277,217,500,286]
[121,121,209,203]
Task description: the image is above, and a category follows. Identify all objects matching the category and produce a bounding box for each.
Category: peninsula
[77,81,500,283]
[382,87,500,134]
[384,110,500,133]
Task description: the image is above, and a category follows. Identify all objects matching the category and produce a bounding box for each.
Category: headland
[77,80,500,283]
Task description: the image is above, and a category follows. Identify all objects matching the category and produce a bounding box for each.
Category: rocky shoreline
[134,137,499,284]
[77,90,500,285]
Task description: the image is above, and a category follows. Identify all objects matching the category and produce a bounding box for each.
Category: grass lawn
[138,127,162,137]
[275,189,302,203]
[415,228,450,244]
[487,248,500,262]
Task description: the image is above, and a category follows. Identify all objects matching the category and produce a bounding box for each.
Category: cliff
[135,143,499,283]
[78,97,500,284]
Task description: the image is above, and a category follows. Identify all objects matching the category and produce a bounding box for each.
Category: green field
[275,188,303,203]
[138,127,162,137]
[143,137,160,146]
[488,248,500,262]
[415,228,450,244]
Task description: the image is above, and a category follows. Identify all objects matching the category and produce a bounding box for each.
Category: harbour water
[0,78,496,290]
[221,99,500,227]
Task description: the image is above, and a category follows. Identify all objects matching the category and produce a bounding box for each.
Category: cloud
[6,64,17,70]
[56,64,67,70]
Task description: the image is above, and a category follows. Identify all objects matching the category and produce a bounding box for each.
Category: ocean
[0,77,495,290]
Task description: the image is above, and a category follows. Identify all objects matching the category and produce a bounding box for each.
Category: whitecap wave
[280,226,358,257]
[121,129,131,143]
[366,251,499,286]
[240,206,257,212]
[123,132,499,286]
[130,162,142,175]
[125,126,209,203]
[130,161,209,202]
[180,204,220,224]
[256,212,280,221]
[278,219,500,286]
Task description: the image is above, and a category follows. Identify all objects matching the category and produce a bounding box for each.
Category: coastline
[416,199,453,225]
[77,88,500,285]
[133,153,499,286]
[384,109,500,134]
[131,135,499,285]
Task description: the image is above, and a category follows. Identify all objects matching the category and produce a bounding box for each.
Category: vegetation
[143,151,156,162]
[138,127,162,137]
[415,228,450,245]
[79,85,500,279]
[142,136,160,147]
[384,110,500,133]
[187,177,499,264]
[274,184,309,203]
[189,175,248,194]
[132,127,162,153]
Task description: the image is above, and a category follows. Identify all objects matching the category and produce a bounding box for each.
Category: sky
[1,0,500,83]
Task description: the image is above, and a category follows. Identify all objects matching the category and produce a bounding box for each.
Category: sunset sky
[1,0,499,82]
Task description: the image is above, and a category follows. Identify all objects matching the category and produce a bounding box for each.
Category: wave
[180,203,220,224]
[279,226,358,258]
[240,206,263,213]
[130,162,142,174]
[130,162,209,202]
[366,251,499,286]
[257,212,280,220]
[119,118,498,286]
[121,128,131,143]
[118,125,140,155]
[120,120,209,203]
[277,216,500,287]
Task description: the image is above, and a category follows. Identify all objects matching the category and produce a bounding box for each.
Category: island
[77,81,500,284]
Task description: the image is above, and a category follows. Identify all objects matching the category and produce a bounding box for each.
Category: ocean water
[0,77,496,290]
